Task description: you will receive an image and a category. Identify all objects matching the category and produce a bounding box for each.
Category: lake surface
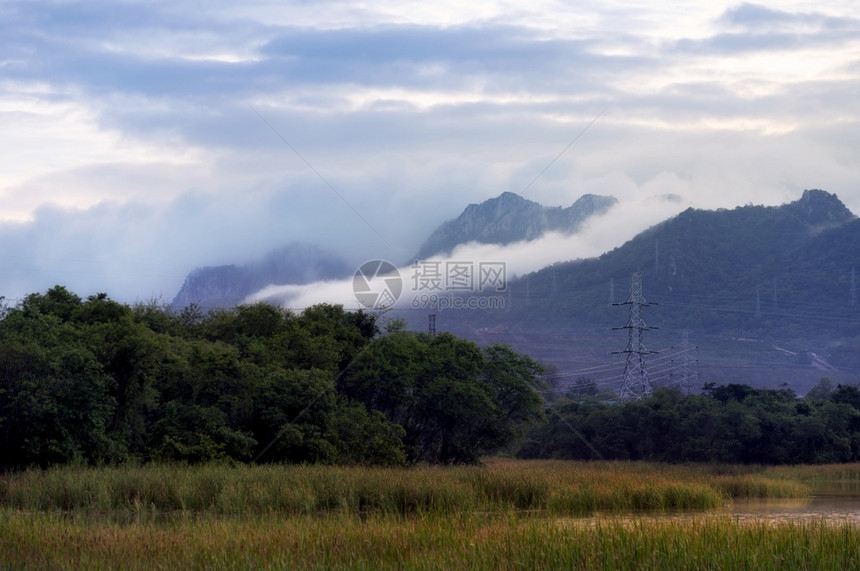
[561,491,860,527]
[725,494,860,524]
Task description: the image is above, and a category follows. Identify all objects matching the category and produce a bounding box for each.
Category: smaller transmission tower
[772,277,778,310]
[654,240,660,275]
[851,267,857,306]
[428,314,436,337]
[612,272,658,402]
[755,288,761,319]
[671,330,697,394]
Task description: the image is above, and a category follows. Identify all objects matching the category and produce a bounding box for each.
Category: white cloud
[245,193,689,310]
[1,1,859,302]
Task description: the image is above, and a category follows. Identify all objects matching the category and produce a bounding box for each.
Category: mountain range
[171,191,618,308]
[170,188,860,394]
[413,192,617,260]
[409,189,860,394]
[172,243,350,309]
[494,188,858,333]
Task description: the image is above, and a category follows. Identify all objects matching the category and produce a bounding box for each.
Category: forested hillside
[414,190,860,393]
[496,189,860,335]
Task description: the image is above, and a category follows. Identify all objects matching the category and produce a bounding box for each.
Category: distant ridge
[172,243,350,309]
[170,192,616,310]
[456,188,859,334]
[413,192,617,260]
[405,189,860,393]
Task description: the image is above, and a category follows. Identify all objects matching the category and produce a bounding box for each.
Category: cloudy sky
[2,0,859,304]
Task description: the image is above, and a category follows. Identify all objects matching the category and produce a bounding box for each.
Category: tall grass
[765,463,860,491]
[2,510,858,569]
[0,459,810,517]
[0,464,475,516]
[7,460,857,569]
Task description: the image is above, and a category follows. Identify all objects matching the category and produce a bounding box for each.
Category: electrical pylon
[654,239,659,275]
[851,267,856,306]
[673,330,696,394]
[772,277,778,310]
[755,288,761,319]
[612,272,657,402]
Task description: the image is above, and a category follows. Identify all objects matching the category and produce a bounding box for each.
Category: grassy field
[1,459,858,569]
[3,511,860,569]
[0,459,811,516]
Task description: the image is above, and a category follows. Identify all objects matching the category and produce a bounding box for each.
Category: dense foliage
[0,286,545,471]
[520,380,860,464]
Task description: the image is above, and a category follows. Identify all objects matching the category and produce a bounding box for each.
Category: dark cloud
[673,3,860,54]
[721,3,804,27]
[259,24,611,80]
[721,2,859,32]
[2,2,644,103]
[676,28,860,54]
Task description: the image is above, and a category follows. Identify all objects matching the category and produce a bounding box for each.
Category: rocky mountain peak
[413,192,617,260]
[795,189,855,227]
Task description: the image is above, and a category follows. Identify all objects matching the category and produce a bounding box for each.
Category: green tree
[0,336,117,469]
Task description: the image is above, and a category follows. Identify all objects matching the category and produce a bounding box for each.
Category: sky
[1,0,860,305]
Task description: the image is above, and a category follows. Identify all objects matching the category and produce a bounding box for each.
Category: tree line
[0,286,545,471]
[519,379,860,464]
[6,284,858,470]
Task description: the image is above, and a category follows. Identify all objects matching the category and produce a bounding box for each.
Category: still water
[726,494,860,524]
[565,489,860,527]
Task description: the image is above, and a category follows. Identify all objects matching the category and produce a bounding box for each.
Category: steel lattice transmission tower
[612,272,658,402]
[672,330,697,394]
[851,267,857,306]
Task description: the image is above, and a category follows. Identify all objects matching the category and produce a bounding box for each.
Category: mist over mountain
[476,189,858,332]
[413,192,618,260]
[511,188,858,333]
[172,243,350,309]
[400,189,860,394]
[170,189,860,395]
[174,192,620,309]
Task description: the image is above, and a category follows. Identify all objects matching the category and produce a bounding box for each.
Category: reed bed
[2,510,859,569]
[707,474,809,498]
[0,459,809,518]
[5,461,854,569]
[764,463,860,488]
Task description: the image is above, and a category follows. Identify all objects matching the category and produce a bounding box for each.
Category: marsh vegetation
[3,460,859,569]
